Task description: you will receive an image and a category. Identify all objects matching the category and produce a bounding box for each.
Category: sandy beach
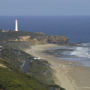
[25,44,90,90]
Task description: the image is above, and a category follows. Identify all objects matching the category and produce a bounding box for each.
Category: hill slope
[0,58,47,90]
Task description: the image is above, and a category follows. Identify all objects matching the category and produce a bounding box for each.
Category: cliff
[0,46,54,85]
[0,30,67,90]
[48,35,68,44]
[0,31,68,45]
[0,58,47,90]
[0,45,66,90]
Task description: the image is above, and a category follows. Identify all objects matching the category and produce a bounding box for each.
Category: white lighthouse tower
[15,19,18,31]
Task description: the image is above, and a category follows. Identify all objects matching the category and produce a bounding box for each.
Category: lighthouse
[15,19,18,31]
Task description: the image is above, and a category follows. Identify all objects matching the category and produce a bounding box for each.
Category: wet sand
[25,44,90,90]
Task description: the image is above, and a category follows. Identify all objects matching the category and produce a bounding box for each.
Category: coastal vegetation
[0,30,68,45]
[0,46,55,85]
[0,59,47,90]
[0,46,66,90]
[0,30,66,90]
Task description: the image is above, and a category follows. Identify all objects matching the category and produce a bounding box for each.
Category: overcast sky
[0,0,90,16]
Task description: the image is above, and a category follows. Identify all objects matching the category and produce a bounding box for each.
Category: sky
[0,0,90,16]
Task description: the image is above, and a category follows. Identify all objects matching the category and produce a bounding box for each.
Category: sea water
[0,16,90,66]
[0,16,90,42]
[48,43,90,67]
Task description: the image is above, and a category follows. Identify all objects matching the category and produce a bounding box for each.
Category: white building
[15,19,18,31]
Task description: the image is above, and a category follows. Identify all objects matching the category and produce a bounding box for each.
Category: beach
[25,44,90,90]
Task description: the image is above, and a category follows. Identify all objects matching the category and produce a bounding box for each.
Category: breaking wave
[70,43,90,58]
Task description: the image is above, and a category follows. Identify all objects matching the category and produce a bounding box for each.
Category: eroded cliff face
[48,36,68,44]
[0,45,66,90]
[0,31,67,90]
[18,36,31,42]
[0,46,55,85]
[8,35,68,45]
[0,31,68,45]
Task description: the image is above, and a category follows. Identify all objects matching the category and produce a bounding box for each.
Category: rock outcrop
[48,36,68,44]
[0,31,69,45]
[18,36,31,42]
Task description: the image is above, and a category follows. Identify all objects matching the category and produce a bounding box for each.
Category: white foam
[81,43,90,47]
[70,46,90,58]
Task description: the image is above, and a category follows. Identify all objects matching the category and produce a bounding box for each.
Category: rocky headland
[0,30,68,90]
[0,30,90,90]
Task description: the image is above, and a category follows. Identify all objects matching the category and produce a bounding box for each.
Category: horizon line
[0,15,90,17]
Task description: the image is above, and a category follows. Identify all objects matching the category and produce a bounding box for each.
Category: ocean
[0,16,90,66]
[0,16,90,42]
[48,43,90,67]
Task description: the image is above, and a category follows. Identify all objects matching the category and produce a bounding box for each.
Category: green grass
[0,45,66,90]
[0,59,47,90]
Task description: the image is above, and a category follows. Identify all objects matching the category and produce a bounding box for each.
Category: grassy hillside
[0,59,47,90]
[0,47,33,68]
[0,31,47,41]
[0,47,55,85]
[0,58,66,90]
[0,46,66,90]
[0,31,66,90]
